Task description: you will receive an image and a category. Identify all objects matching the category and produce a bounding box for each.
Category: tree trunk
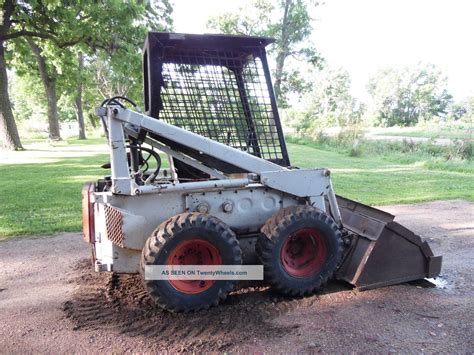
[28,39,61,140]
[75,52,86,139]
[273,0,291,104]
[88,114,97,129]
[74,96,86,139]
[273,52,286,103]
[0,43,23,150]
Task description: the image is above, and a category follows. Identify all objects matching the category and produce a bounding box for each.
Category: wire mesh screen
[157,50,285,162]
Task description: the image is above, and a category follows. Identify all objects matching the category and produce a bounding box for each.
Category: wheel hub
[167,239,222,294]
[280,228,327,277]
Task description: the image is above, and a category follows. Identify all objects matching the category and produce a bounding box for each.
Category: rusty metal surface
[336,195,394,223]
[81,182,95,244]
[104,205,124,247]
[336,196,442,289]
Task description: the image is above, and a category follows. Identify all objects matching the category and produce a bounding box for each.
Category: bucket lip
[336,194,395,223]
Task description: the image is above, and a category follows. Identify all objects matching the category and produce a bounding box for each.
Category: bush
[336,126,364,144]
[400,138,418,153]
[349,140,363,157]
[314,130,330,145]
[454,140,473,160]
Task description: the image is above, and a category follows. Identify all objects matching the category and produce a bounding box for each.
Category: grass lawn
[372,126,472,140]
[288,143,473,204]
[0,139,109,238]
[1,138,473,238]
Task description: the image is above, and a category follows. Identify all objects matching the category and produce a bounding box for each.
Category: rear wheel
[257,206,343,296]
[141,213,242,312]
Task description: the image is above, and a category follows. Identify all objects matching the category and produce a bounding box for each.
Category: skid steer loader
[82,32,442,312]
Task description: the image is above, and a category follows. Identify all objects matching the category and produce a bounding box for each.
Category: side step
[335,195,442,290]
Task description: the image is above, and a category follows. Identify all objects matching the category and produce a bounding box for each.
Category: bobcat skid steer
[82,32,442,312]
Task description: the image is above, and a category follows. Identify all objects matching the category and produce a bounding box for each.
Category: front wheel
[141,213,242,312]
[257,206,343,296]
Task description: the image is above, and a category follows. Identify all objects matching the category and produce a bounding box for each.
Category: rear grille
[104,205,124,247]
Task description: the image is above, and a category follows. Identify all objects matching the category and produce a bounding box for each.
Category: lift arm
[103,106,341,224]
[115,107,287,174]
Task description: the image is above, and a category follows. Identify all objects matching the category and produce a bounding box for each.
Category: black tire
[141,213,242,312]
[257,205,343,296]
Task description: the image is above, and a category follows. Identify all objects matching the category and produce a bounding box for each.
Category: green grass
[373,127,472,140]
[287,135,474,174]
[1,138,473,238]
[288,143,474,205]
[0,154,109,238]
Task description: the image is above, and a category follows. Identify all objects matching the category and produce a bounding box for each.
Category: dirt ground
[0,200,473,353]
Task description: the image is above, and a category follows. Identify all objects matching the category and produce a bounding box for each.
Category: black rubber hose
[104,96,140,110]
[99,96,142,141]
[128,144,161,183]
[100,98,124,108]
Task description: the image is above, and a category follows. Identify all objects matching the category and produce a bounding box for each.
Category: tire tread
[140,213,241,312]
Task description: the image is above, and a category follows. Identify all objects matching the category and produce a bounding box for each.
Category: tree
[1,0,89,147]
[448,102,467,121]
[56,0,173,139]
[449,96,474,124]
[292,68,364,133]
[2,0,173,145]
[12,2,147,140]
[463,97,474,124]
[1,0,90,145]
[1,0,25,150]
[27,38,62,139]
[208,0,323,107]
[74,52,86,139]
[0,40,21,149]
[367,64,453,127]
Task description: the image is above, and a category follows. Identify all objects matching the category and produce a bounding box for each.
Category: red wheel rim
[166,239,222,294]
[280,228,327,277]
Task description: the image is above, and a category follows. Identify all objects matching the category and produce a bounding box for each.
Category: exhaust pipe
[335,195,442,290]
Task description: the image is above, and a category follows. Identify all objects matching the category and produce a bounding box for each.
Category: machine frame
[88,106,341,273]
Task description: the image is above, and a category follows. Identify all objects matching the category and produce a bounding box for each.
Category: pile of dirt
[64,259,343,352]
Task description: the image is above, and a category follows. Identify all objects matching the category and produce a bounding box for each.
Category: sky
[172,0,473,102]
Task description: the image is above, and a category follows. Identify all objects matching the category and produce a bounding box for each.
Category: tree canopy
[367,64,453,127]
[288,67,365,135]
[208,0,323,107]
[0,0,172,149]
[0,2,467,151]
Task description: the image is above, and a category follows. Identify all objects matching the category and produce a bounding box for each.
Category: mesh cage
[143,33,290,167]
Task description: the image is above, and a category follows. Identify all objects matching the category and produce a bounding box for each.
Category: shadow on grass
[0,153,109,237]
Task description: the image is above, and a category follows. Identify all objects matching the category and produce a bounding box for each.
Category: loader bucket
[335,196,442,290]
